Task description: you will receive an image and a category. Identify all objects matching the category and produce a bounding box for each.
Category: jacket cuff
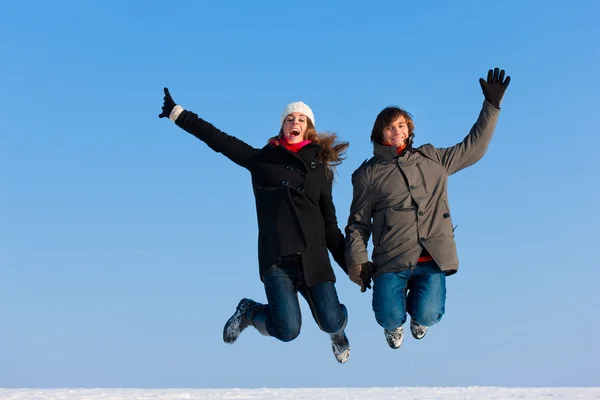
[483,99,501,111]
[170,105,184,122]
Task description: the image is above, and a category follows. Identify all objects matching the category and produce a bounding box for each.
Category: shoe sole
[223,299,251,344]
[331,332,351,364]
[334,348,350,364]
[385,328,404,349]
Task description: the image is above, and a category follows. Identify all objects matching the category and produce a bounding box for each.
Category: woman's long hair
[268,119,349,180]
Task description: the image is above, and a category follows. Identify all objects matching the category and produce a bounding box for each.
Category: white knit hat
[280,101,315,127]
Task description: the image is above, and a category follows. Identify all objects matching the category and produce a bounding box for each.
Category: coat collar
[373,142,443,165]
[264,141,324,171]
[373,142,413,161]
[268,141,322,159]
[373,142,397,160]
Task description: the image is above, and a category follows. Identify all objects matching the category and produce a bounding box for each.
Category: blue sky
[2,0,599,389]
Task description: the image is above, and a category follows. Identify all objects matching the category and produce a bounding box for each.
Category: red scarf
[271,136,312,153]
[385,142,407,155]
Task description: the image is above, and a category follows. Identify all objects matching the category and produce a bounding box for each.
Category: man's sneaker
[330,331,351,364]
[384,326,404,349]
[223,298,259,344]
[410,318,428,340]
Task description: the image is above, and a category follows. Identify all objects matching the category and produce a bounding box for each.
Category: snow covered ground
[0,387,598,400]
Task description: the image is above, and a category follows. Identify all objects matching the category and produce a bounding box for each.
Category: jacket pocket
[443,199,455,234]
[375,206,416,247]
[372,210,386,246]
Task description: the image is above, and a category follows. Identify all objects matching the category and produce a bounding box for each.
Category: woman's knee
[317,304,348,334]
[270,318,301,342]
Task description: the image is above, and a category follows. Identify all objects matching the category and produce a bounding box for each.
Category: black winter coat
[175,110,347,287]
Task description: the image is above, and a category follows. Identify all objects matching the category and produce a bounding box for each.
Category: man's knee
[373,291,406,330]
[414,310,444,327]
[372,272,408,330]
[412,301,445,326]
[375,308,406,330]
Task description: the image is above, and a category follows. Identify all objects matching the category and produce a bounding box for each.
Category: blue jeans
[250,256,348,342]
[372,261,446,330]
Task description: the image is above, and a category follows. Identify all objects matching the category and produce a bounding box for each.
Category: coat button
[285,165,293,171]
[409,185,416,190]
[420,237,426,242]
[418,211,424,216]
[443,213,450,218]
[386,225,392,231]
[310,161,316,169]
[297,187,304,192]
[300,172,306,177]
[280,180,288,186]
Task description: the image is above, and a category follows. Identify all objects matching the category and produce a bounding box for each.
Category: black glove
[348,262,374,293]
[359,262,374,292]
[158,87,176,119]
[479,68,511,108]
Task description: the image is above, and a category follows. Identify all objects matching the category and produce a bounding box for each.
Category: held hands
[158,87,176,119]
[479,67,511,108]
[348,262,374,293]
